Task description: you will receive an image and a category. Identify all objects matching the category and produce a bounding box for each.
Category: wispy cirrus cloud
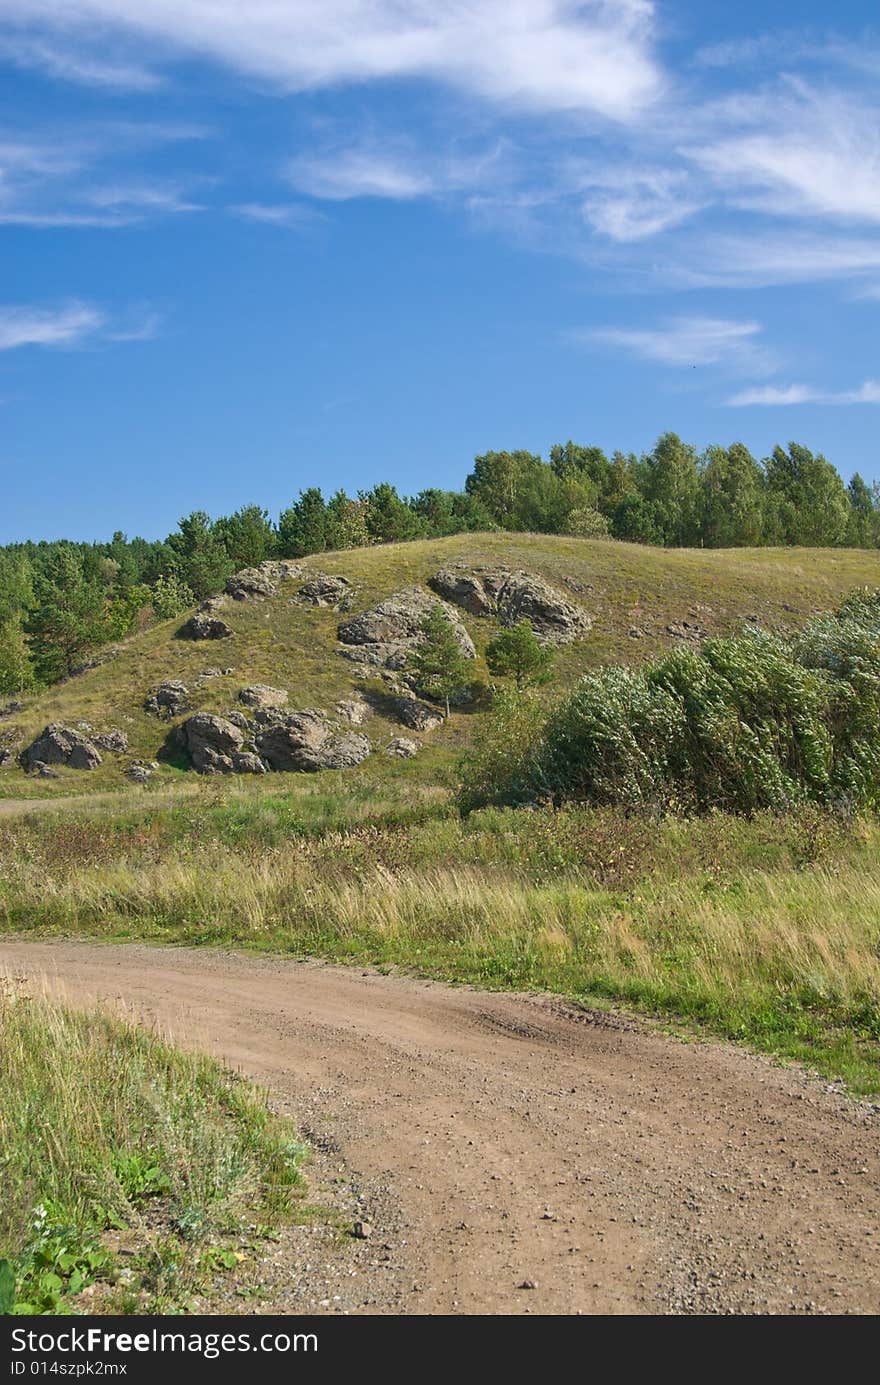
[0,301,160,350]
[578,315,772,371]
[0,302,105,350]
[286,138,506,203]
[0,1,661,119]
[687,83,880,224]
[728,380,880,407]
[0,33,161,89]
[0,124,207,227]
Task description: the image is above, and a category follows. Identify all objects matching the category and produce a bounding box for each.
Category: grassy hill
[3,531,879,797]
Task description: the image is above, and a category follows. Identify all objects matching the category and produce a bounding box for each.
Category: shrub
[459,589,880,815]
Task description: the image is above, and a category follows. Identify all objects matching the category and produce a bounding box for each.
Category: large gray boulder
[335,696,371,725]
[238,684,288,710]
[430,565,592,645]
[297,574,352,608]
[92,729,129,754]
[386,736,420,758]
[256,711,371,773]
[225,560,303,602]
[226,566,278,601]
[338,587,475,670]
[393,697,444,732]
[178,613,234,641]
[181,712,265,774]
[21,724,102,771]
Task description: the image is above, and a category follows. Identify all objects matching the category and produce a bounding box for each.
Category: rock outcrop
[92,729,129,754]
[393,697,444,732]
[226,567,278,601]
[335,696,371,725]
[181,712,265,774]
[225,560,303,602]
[178,613,234,641]
[238,684,288,710]
[21,724,103,771]
[297,574,352,608]
[145,680,190,717]
[256,711,371,773]
[430,565,592,644]
[338,587,475,669]
[385,736,420,758]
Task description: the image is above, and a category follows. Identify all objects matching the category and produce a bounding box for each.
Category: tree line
[1,433,878,695]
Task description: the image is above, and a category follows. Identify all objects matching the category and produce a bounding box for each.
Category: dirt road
[2,940,878,1315]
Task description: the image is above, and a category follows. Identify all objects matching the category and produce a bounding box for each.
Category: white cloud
[687,84,880,224]
[728,380,880,406]
[85,182,204,214]
[0,301,162,349]
[232,202,323,228]
[0,128,207,227]
[288,148,438,202]
[0,302,105,350]
[0,34,160,88]
[0,1,661,119]
[662,231,880,289]
[572,167,702,242]
[581,315,770,369]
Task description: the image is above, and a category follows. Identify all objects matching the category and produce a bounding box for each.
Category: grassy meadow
[2,777,880,1094]
[3,532,880,797]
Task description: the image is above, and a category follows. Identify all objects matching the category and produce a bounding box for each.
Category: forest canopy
[1,434,878,696]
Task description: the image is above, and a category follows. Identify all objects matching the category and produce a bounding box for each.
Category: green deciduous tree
[486,619,555,691]
[642,433,701,546]
[325,491,371,550]
[845,473,877,548]
[150,572,196,620]
[764,443,850,546]
[0,616,34,695]
[700,443,765,547]
[465,450,545,528]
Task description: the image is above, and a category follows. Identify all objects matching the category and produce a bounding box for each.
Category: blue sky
[1,1,879,543]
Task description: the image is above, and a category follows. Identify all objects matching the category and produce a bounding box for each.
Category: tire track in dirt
[2,939,878,1315]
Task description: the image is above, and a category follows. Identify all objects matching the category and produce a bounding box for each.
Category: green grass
[0,986,308,1315]
[2,531,879,795]
[3,787,880,1095]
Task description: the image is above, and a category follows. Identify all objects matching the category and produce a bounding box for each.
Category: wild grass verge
[2,796,879,1094]
[0,987,308,1315]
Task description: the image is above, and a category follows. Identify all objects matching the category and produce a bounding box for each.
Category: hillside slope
[2,532,879,795]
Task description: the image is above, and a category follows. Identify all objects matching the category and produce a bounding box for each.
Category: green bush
[460,589,880,815]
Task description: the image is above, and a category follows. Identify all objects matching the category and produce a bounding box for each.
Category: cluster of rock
[393,697,444,732]
[176,706,371,775]
[145,680,191,717]
[295,574,352,609]
[385,736,420,758]
[255,712,370,773]
[178,712,267,775]
[20,723,129,773]
[429,565,592,644]
[337,586,475,670]
[178,612,234,641]
[666,620,707,643]
[127,759,159,785]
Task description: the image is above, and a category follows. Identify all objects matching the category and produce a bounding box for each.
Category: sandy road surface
[2,939,878,1315]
